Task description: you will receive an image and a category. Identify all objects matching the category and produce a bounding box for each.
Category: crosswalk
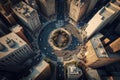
[55,20,64,28]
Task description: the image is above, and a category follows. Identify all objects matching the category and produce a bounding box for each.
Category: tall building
[69,0,89,24]
[85,33,120,68]
[12,1,41,32]
[21,60,51,80]
[11,24,30,44]
[86,0,98,14]
[85,0,120,39]
[67,65,83,80]
[38,0,55,17]
[0,32,35,72]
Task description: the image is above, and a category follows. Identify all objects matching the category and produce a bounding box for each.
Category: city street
[56,62,64,80]
[56,0,65,20]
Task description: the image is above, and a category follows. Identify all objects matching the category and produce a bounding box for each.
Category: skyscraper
[38,0,55,17]
[85,0,120,39]
[85,33,120,68]
[0,32,35,72]
[69,0,89,24]
[12,1,41,32]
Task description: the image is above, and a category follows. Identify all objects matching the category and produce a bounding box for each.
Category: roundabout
[38,21,82,61]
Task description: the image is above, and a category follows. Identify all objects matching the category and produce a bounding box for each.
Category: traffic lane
[56,62,64,80]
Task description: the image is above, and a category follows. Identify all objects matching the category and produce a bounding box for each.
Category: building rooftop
[72,0,86,7]
[88,33,120,58]
[85,0,120,38]
[11,24,23,33]
[90,34,109,58]
[0,32,27,59]
[85,7,115,38]
[12,1,35,19]
[67,65,82,75]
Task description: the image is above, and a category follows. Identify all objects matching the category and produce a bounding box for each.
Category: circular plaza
[38,21,82,61]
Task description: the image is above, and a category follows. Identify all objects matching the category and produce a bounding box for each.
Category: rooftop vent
[6,38,16,48]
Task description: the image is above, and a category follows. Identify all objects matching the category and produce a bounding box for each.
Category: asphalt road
[56,0,65,20]
[56,62,64,80]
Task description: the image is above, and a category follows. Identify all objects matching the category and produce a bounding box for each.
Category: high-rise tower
[12,1,41,33]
